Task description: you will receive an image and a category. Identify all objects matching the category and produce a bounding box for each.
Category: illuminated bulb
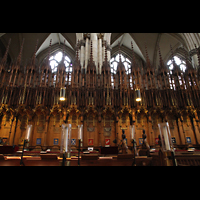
[60,87,66,101]
[135,88,141,102]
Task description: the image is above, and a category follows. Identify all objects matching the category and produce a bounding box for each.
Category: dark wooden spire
[102,41,110,72]
[31,39,38,66]
[170,44,181,74]
[117,42,125,73]
[0,38,11,66]
[145,43,152,71]
[158,45,167,72]
[16,38,24,66]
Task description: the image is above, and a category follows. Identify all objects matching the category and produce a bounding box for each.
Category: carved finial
[118,41,121,62]
[90,40,93,63]
[1,38,11,66]
[76,39,80,61]
[31,39,38,66]
[48,39,52,58]
[158,45,165,70]
[170,44,178,71]
[170,44,176,64]
[16,38,25,66]
[184,47,192,71]
[170,44,181,73]
[46,39,52,65]
[131,41,136,68]
[104,41,108,64]
[145,43,151,69]
[61,39,66,63]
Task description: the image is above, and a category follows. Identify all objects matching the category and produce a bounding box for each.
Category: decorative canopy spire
[170,44,180,73]
[184,48,193,72]
[87,40,96,72]
[131,41,137,71]
[47,39,52,61]
[116,42,125,73]
[145,43,151,70]
[73,39,81,70]
[16,38,25,66]
[90,40,93,63]
[158,45,166,71]
[1,38,11,66]
[104,41,108,64]
[102,41,110,72]
[31,39,38,66]
[43,39,52,70]
[58,39,66,71]
[62,39,66,61]
[76,39,80,62]
[118,42,122,63]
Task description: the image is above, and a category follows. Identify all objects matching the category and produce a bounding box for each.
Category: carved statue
[142,129,150,150]
[122,129,128,153]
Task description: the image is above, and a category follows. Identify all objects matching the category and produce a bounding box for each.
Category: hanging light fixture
[60,87,66,101]
[135,88,141,102]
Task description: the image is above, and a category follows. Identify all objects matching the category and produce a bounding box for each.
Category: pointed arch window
[167,56,187,89]
[110,53,131,88]
[167,56,186,73]
[49,51,72,85]
[110,54,131,75]
[49,51,72,73]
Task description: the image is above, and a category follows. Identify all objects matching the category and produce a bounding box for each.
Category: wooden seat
[40,154,58,160]
[0,154,4,160]
[81,154,99,160]
[117,154,134,159]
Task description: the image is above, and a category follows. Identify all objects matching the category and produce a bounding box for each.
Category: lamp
[135,88,141,102]
[60,87,66,101]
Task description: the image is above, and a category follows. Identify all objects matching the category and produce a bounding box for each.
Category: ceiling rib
[57,33,61,45]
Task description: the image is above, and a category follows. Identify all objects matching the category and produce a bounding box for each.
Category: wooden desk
[100,147,118,155]
[0,146,19,154]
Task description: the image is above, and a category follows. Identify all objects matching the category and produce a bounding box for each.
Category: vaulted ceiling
[111,33,189,67]
[0,33,199,68]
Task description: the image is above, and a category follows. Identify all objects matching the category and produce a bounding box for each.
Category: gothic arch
[37,43,75,67]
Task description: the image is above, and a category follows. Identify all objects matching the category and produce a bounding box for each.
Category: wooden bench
[175,154,200,166]
[40,154,58,160]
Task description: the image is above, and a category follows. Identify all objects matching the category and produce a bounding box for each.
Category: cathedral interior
[1,33,200,166]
